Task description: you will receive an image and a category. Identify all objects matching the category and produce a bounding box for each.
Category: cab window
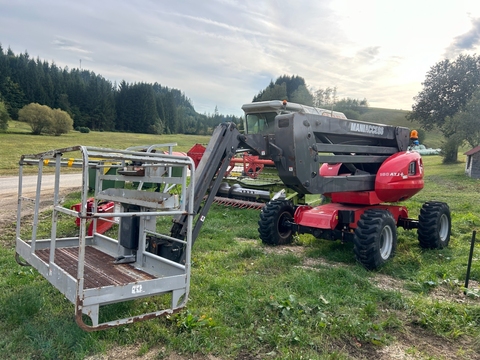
[246,112,276,134]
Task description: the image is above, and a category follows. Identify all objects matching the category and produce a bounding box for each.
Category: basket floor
[35,246,155,289]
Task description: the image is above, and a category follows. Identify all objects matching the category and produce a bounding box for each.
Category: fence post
[464,230,476,292]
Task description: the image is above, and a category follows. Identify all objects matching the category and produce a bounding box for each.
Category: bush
[18,103,73,136]
[18,103,53,135]
[79,127,90,133]
[49,108,73,136]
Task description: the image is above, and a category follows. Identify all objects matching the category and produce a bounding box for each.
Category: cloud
[445,17,480,58]
[355,47,381,63]
[3,0,480,115]
[53,38,92,58]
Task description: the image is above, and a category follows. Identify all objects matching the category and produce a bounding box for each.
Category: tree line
[3,43,477,163]
[252,75,369,119]
[0,45,242,135]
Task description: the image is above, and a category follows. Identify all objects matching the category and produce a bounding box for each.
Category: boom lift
[14,101,451,331]
[171,100,451,270]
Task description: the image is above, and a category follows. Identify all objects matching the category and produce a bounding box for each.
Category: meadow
[0,118,479,359]
[0,120,212,176]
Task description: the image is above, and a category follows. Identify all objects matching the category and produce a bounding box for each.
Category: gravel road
[0,174,83,228]
[0,173,83,197]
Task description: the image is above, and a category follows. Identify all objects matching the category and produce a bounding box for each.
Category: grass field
[0,117,479,359]
[0,121,212,176]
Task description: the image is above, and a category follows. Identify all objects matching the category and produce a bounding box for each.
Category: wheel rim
[278,211,292,239]
[380,225,393,260]
[439,213,449,241]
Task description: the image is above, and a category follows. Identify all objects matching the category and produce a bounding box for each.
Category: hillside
[358,107,444,149]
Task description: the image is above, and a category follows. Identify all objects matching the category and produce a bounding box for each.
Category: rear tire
[258,200,295,245]
[354,209,397,270]
[418,201,451,249]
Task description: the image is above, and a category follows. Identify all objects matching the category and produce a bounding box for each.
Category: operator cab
[242,100,347,135]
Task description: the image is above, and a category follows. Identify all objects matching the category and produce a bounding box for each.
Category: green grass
[0,120,211,176]
[1,118,480,359]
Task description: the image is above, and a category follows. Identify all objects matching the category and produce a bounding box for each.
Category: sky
[2,0,480,117]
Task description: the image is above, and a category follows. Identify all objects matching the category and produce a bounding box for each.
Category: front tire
[418,201,451,249]
[354,209,397,270]
[258,200,295,245]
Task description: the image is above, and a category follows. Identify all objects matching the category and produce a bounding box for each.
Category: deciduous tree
[49,108,73,136]
[408,54,480,162]
[334,97,369,119]
[442,89,480,153]
[18,103,53,135]
[313,87,337,109]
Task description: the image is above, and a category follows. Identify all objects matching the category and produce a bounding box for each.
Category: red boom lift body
[170,100,451,270]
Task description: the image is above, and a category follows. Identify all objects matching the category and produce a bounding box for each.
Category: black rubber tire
[354,209,397,270]
[417,201,451,249]
[258,200,295,245]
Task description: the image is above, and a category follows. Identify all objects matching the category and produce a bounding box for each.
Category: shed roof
[464,145,480,156]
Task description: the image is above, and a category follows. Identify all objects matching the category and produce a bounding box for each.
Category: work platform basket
[15,145,195,331]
